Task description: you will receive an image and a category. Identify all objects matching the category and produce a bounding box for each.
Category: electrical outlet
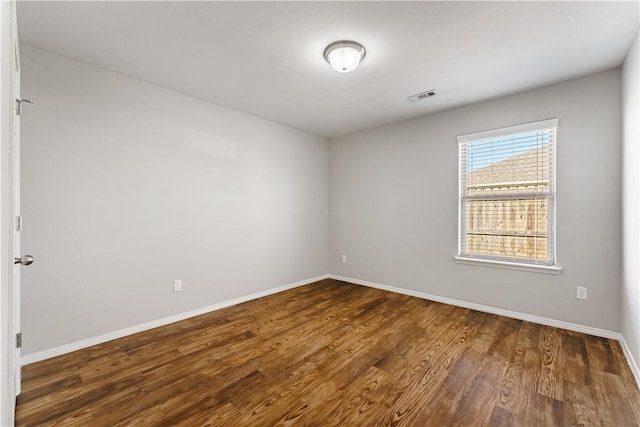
[174,280,182,292]
[341,254,348,263]
[576,286,587,300]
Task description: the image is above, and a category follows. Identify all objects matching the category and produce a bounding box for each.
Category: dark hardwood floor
[16,279,640,426]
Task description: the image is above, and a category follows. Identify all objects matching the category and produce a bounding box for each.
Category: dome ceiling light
[323,40,366,73]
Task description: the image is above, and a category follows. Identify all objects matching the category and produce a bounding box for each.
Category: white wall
[622,31,640,371]
[330,69,622,332]
[20,45,329,355]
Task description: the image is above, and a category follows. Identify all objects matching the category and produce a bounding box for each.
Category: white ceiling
[17,1,640,139]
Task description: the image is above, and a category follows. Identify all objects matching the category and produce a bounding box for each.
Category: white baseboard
[619,334,640,389]
[21,272,640,392]
[330,274,640,390]
[21,274,330,366]
[329,274,620,339]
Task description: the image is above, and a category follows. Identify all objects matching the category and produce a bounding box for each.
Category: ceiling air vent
[407,89,437,102]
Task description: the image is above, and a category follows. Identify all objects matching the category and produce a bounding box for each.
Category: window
[456,118,558,270]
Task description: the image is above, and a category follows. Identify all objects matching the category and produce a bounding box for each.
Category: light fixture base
[323,40,366,73]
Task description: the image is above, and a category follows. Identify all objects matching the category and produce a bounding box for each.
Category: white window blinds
[457,118,558,266]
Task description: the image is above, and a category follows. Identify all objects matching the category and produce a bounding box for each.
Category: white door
[11,0,21,396]
[11,0,30,397]
[0,0,23,420]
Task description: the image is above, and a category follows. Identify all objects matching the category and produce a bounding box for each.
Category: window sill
[454,256,562,275]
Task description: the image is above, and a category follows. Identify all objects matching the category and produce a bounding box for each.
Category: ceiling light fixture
[323,40,366,73]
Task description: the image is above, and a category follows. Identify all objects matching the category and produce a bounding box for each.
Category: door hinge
[16,98,33,116]
[16,215,22,232]
[16,333,21,349]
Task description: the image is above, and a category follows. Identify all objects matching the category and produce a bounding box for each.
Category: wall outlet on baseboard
[576,286,587,300]
[341,254,348,263]
[174,280,182,292]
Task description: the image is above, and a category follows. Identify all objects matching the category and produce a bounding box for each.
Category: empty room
[1,0,639,425]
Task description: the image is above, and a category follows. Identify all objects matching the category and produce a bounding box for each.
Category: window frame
[455,118,561,274]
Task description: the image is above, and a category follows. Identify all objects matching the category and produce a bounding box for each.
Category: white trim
[20,273,640,392]
[331,274,640,391]
[1,1,18,424]
[456,118,559,144]
[21,274,329,366]
[328,274,619,339]
[619,334,640,390]
[454,256,562,275]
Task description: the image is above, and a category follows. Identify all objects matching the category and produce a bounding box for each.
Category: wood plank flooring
[16,279,640,426]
